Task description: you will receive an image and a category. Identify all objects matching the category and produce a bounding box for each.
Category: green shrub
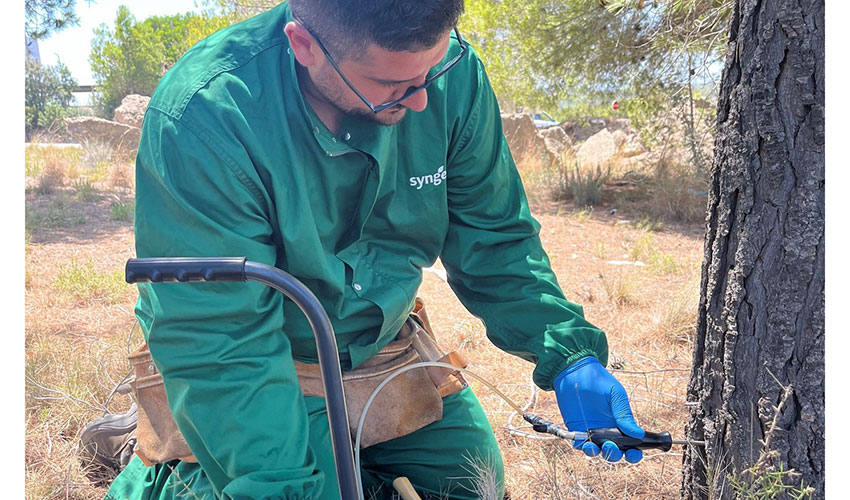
[25,58,77,140]
[729,462,815,500]
[72,178,98,202]
[613,158,709,225]
[631,215,664,232]
[25,194,86,230]
[630,233,681,275]
[552,162,611,208]
[600,271,637,306]
[25,144,83,179]
[110,200,134,222]
[90,7,230,117]
[73,139,115,182]
[54,261,126,304]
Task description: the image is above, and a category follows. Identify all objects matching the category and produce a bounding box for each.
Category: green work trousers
[105,387,504,500]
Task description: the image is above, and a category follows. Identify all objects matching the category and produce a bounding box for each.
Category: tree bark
[681,0,824,498]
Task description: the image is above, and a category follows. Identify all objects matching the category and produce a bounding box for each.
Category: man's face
[310,34,452,126]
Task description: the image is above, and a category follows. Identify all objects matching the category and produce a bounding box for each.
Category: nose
[400,87,428,112]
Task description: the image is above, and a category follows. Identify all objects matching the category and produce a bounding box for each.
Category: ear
[284,21,318,67]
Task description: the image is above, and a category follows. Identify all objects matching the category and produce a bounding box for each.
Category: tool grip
[392,477,423,500]
[587,428,672,452]
[125,257,247,284]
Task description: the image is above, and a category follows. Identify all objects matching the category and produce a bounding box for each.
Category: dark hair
[290,0,464,61]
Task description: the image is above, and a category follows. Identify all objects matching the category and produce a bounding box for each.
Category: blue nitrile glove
[553,356,645,464]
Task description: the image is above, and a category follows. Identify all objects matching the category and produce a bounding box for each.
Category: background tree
[198,0,277,21]
[461,1,730,110]
[25,58,78,140]
[89,6,230,117]
[25,0,79,39]
[681,0,824,497]
[460,0,732,170]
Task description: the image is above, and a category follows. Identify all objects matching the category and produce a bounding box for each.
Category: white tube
[353,361,526,500]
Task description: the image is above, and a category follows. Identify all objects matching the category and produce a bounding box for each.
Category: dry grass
[419,211,704,499]
[25,213,138,499]
[599,270,640,306]
[514,133,709,227]
[108,163,135,190]
[54,260,130,305]
[25,192,87,231]
[514,154,560,204]
[25,141,706,499]
[647,281,701,347]
[610,157,709,226]
[25,141,142,498]
[629,233,683,275]
[35,160,68,195]
[551,162,611,208]
[25,144,84,178]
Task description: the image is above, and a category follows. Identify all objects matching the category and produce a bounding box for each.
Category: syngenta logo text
[410,165,446,190]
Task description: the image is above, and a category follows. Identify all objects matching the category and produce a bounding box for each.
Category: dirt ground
[25,179,705,499]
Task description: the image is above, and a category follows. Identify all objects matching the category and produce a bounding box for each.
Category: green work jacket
[133,2,607,498]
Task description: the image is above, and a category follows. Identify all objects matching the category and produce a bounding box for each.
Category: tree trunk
[681,0,824,498]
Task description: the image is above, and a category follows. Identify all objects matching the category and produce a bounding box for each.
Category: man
[105,1,645,499]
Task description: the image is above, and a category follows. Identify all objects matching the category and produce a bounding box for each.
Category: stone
[612,129,628,150]
[65,116,141,153]
[537,126,573,159]
[621,133,647,158]
[113,94,151,129]
[500,113,555,166]
[575,128,617,167]
[562,119,608,143]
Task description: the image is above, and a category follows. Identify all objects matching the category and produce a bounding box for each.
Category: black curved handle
[123,257,358,500]
[125,257,247,284]
[588,428,673,452]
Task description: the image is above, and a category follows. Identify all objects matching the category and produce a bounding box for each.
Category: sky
[37,0,206,85]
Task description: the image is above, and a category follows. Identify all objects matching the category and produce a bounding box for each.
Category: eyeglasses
[293,17,469,113]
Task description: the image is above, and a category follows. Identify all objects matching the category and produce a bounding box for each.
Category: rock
[501,113,539,151]
[113,94,151,128]
[612,129,628,150]
[610,118,632,131]
[575,128,617,167]
[622,151,655,170]
[537,126,573,159]
[562,118,609,143]
[65,116,141,153]
[621,134,646,158]
[500,113,555,167]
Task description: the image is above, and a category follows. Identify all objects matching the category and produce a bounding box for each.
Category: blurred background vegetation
[26,0,730,222]
[88,6,230,117]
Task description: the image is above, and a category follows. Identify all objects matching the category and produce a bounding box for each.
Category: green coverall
[106,3,608,499]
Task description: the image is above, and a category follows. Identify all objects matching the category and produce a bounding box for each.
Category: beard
[311,67,408,126]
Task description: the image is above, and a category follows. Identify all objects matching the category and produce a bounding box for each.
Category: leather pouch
[128,299,468,462]
[295,314,468,449]
[127,344,198,465]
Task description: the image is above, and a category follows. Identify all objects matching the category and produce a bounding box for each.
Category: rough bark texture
[681,0,824,498]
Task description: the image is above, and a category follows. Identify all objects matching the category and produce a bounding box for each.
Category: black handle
[123,257,359,500]
[588,428,672,452]
[125,257,247,284]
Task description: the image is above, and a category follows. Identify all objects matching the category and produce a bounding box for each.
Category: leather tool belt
[128,298,469,465]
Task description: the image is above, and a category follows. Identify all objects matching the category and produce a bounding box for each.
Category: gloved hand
[553,356,645,463]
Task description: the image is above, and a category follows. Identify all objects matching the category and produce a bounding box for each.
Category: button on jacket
[130,2,608,498]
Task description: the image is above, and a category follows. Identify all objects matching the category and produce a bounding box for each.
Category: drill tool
[523,413,706,451]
